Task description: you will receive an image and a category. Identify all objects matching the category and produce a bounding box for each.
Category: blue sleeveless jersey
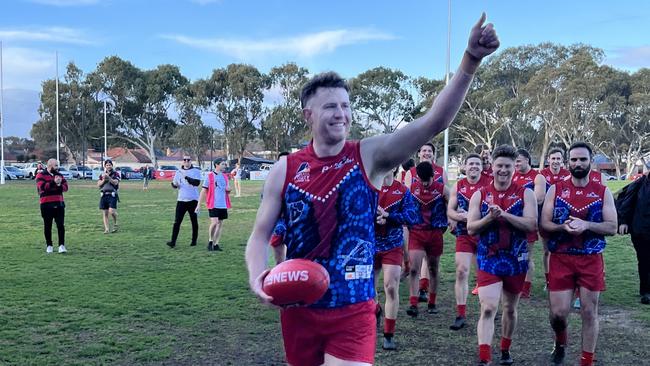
[281,141,378,308]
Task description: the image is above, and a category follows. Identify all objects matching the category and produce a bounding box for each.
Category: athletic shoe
[499,351,513,365]
[551,345,565,365]
[472,285,479,296]
[46,245,53,254]
[207,241,214,251]
[427,304,439,314]
[111,224,119,233]
[58,245,67,254]
[450,316,466,330]
[406,305,418,318]
[418,289,428,303]
[641,294,650,305]
[572,298,581,310]
[166,241,176,249]
[382,336,397,350]
[213,244,223,251]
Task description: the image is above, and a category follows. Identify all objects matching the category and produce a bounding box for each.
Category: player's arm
[442,168,449,186]
[360,14,499,185]
[404,169,413,189]
[467,190,493,235]
[540,185,564,233]
[272,245,287,265]
[533,174,546,205]
[245,157,287,305]
[447,184,466,222]
[195,177,209,212]
[501,189,537,232]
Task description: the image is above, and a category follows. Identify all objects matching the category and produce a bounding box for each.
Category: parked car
[602,173,618,181]
[3,166,26,180]
[23,162,44,179]
[116,166,144,180]
[154,165,178,180]
[57,167,74,180]
[68,165,93,179]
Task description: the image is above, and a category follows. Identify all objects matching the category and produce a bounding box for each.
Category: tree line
[31,42,649,175]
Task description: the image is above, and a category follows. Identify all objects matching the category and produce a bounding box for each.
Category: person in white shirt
[166,156,202,248]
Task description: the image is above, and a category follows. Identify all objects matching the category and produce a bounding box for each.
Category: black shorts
[208,208,228,220]
[99,194,118,210]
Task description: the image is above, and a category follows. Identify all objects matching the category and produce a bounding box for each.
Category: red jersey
[547,179,607,254]
[481,166,493,180]
[454,174,491,236]
[409,163,444,185]
[410,179,447,230]
[588,170,603,185]
[512,168,539,191]
[540,167,571,190]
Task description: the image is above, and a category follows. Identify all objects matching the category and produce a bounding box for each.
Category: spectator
[616,170,650,304]
[97,159,121,233]
[231,163,242,197]
[143,165,152,191]
[196,160,231,251]
[166,156,202,248]
[36,159,68,254]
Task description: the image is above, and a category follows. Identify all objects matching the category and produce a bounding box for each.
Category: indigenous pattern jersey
[512,169,539,190]
[547,179,607,255]
[540,167,571,191]
[409,164,444,185]
[410,180,448,230]
[477,184,529,276]
[375,180,420,252]
[454,175,491,236]
[281,141,379,309]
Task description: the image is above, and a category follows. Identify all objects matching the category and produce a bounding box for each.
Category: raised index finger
[473,12,487,30]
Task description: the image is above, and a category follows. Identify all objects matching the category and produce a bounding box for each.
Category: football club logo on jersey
[586,192,599,198]
[561,188,570,199]
[486,192,493,204]
[294,162,310,183]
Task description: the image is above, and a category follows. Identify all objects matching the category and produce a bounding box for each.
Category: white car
[24,162,44,179]
[57,167,74,180]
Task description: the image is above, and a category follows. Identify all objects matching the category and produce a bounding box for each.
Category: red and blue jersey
[547,179,607,255]
[410,180,448,230]
[454,175,491,236]
[588,170,602,185]
[409,163,444,185]
[512,168,539,190]
[540,167,571,191]
[477,184,529,276]
[375,180,420,253]
[281,141,379,309]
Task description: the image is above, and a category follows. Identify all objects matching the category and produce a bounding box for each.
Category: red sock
[428,292,437,305]
[409,296,418,306]
[555,330,567,346]
[522,281,531,292]
[500,337,512,352]
[457,304,466,317]
[580,351,594,366]
[419,278,429,291]
[479,344,491,362]
[384,318,396,335]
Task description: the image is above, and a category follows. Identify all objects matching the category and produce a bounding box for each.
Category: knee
[503,305,517,318]
[550,314,567,331]
[385,281,398,299]
[456,265,469,280]
[409,267,419,278]
[428,258,440,273]
[481,304,497,318]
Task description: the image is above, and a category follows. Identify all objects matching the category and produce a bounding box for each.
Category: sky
[1,0,649,137]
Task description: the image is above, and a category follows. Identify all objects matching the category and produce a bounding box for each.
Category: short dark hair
[401,158,415,171]
[300,72,349,108]
[464,153,482,164]
[415,161,433,182]
[492,144,517,161]
[568,141,593,158]
[419,143,436,155]
[278,151,290,158]
[516,148,532,165]
[474,144,490,154]
[547,148,564,158]
[104,159,113,166]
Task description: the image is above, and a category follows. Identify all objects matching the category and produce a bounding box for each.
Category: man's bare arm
[501,189,537,233]
[467,190,494,235]
[534,174,546,205]
[540,186,564,233]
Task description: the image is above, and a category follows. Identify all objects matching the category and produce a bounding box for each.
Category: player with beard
[406,161,449,317]
[541,142,617,366]
[467,145,537,366]
[475,144,493,181]
[448,153,490,330]
[512,149,546,298]
[404,143,448,302]
[374,168,420,350]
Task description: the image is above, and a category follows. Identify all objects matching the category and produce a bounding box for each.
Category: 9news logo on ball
[262,259,330,307]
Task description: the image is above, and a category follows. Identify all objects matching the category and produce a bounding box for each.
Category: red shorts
[374,246,403,268]
[548,253,606,292]
[455,235,478,253]
[280,300,376,365]
[408,229,444,257]
[477,269,526,294]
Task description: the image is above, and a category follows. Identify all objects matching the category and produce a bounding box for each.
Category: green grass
[0,179,648,365]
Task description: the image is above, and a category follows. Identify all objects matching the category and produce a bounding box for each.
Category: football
[263,259,330,307]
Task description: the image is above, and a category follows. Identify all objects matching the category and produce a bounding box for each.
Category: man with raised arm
[246,13,499,366]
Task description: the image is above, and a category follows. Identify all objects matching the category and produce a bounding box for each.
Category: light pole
[55,51,60,162]
[443,0,451,174]
[0,41,5,185]
[104,99,107,160]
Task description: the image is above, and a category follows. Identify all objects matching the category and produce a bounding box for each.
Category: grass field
[0,179,648,365]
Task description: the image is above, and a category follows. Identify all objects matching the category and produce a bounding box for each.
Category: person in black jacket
[616,169,650,304]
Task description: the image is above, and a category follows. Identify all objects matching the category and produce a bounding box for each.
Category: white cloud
[606,45,650,69]
[28,0,100,6]
[0,27,94,45]
[1,47,57,90]
[162,29,396,60]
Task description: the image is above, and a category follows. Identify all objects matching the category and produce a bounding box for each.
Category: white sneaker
[46,245,53,254]
[58,245,67,254]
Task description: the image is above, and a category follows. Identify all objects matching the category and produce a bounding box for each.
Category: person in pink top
[197,160,231,251]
